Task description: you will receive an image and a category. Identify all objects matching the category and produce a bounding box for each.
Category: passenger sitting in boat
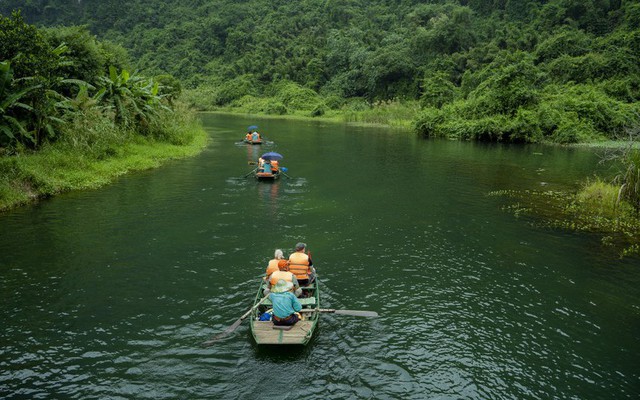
[245,132,251,141]
[251,131,260,141]
[265,249,285,278]
[264,260,301,297]
[289,242,315,287]
[269,279,302,326]
[271,160,279,172]
[262,159,272,174]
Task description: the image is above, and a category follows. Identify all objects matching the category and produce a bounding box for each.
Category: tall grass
[341,99,419,127]
[616,148,640,211]
[0,102,207,211]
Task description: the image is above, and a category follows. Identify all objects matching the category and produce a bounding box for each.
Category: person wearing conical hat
[269,279,302,326]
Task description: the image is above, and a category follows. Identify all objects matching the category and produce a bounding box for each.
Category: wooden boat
[243,138,262,145]
[255,170,280,180]
[250,278,320,345]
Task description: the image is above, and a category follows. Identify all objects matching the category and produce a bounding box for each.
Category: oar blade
[333,309,379,317]
[201,318,243,347]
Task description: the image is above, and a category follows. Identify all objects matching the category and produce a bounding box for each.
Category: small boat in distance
[250,278,320,345]
[244,125,263,144]
[244,137,262,145]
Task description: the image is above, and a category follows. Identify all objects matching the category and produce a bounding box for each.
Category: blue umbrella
[248,125,258,131]
[261,152,283,161]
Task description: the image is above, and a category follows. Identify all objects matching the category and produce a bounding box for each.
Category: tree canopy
[2,0,639,143]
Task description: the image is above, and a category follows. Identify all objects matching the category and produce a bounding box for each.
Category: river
[1,113,638,399]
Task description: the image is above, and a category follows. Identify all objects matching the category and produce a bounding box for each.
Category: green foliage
[363,38,418,100]
[43,25,107,87]
[420,71,458,108]
[409,4,477,56]
[534,26,593,61]
[271,80,323,112]
[2,0,639,143]
[613,140,640,212]
[466,52,543,116]
[342,99,418,127]
[212,74,259,106]
[0,61,38,148]
[540,84,636,139]
[576,178,630,219]
[154,74,182,103]
[489,186,640,257]
[0,10,58,79]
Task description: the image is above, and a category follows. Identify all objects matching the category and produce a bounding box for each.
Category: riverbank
[187,96,419,130]
[0,123,208,212]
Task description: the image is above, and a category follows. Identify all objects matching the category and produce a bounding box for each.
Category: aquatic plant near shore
[489,184,640,258]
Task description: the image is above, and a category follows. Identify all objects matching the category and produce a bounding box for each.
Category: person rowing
[269,279,302,327]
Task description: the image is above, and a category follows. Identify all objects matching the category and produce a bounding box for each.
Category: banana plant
[0,61,40,148]
[96,66,171,132]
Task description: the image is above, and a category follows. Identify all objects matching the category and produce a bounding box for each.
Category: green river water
[1,113,639,399]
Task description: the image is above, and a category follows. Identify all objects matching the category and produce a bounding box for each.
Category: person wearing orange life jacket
[264,249,285,279]
[263,261,301,297]
[288,242,315,287]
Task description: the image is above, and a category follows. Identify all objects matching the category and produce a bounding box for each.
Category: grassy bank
[0,120,207,212]
[185,86,419,130]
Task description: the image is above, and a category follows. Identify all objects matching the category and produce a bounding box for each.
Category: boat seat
[262,297,316,306]
[272,325,293,331]
[260,283,315,290]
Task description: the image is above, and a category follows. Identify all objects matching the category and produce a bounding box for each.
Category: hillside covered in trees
[2,0,640,143]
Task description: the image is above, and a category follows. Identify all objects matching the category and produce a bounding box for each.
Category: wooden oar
[300,308,379,317]
[202,295,269,346]
[242,168,258,178]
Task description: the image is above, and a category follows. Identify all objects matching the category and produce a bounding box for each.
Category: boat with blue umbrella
[243,125,263,144]
[255,152,283,180]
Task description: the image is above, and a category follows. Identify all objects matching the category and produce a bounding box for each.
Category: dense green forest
[2,0,639,143]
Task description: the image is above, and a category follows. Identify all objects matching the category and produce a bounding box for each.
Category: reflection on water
[0,114,639,399]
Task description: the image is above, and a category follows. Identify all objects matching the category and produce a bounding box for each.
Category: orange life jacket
[265,259,280,277]
[289,252,310,280]
[269,270,295,285]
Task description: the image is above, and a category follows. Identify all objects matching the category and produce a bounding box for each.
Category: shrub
[213,74,259,106]
[272,80,322,111]
[420,71,458,108]
[552,112,598,144]
[263,100,287,115]
[414,107,446,138]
